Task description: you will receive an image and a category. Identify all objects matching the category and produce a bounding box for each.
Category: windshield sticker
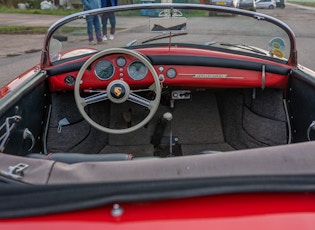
[269,37,285,58]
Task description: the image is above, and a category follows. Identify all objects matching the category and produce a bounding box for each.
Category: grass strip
[0,26,48,34]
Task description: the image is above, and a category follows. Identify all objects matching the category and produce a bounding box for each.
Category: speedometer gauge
[127,61,148,80]
[94,60,114,80]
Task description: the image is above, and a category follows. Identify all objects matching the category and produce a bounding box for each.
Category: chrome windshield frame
[40,3,297,68]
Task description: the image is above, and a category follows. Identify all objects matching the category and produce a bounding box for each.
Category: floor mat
[171,90,225,144]
[103,90,229,156]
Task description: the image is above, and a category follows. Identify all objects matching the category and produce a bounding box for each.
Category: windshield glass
[45,4,294,65]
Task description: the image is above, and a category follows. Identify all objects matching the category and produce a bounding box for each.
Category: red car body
[1,4,315,228]
[2,193,315,229]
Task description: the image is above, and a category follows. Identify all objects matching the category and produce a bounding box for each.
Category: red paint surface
[48,47,289,92]
[0,46,290,96]
[2,192,315,229]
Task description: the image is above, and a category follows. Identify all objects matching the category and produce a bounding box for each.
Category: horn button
[107,80,130,103]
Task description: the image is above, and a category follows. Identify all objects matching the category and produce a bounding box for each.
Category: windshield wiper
[204,41,216,46]
[220,42,267,55]
[126,39,137,47]
[142,32,187,44]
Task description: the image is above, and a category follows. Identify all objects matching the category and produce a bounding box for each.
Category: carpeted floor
[46,88,288,157]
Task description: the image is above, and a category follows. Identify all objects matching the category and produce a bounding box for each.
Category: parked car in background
[276,0,286,8]
[209,0,239,8]
[209,0,239,15]
[255,0,276,9]
[238,0,256,11]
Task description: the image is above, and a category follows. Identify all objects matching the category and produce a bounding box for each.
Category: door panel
[287,68,315,142]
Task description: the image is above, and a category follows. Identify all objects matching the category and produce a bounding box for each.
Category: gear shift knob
[163,112,173,156]
[163,112,173,121]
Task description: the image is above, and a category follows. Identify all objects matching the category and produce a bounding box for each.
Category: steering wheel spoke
[128,92,151,108]
[84,92,108,105]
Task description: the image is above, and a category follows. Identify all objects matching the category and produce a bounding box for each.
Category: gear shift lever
[163,112,173,156]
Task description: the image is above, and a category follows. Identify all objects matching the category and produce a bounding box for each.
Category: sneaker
[89,41,97,45]
[97,41,105,45]
[102,35,108,41]
[109,34,114,40]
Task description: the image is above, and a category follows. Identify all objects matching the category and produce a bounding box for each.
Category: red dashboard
[48,47,290,92]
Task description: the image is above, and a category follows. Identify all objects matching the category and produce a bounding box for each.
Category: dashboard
[47,48,290,92]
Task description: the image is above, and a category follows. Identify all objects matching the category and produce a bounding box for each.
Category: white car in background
[255,0,276,9]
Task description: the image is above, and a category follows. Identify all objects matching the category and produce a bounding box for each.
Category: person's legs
[93,15,103,42]
[86,16,94,42]
[102,13,109,39]
[109,12,116,36]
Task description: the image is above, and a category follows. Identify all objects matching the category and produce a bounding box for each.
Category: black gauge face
[166,68,177,79]
[116,56,126,67]
[64,75,75,86]
[127,61,148,80]
[94,60,114,80]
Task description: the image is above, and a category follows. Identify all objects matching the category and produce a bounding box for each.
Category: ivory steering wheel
[74,48,161,134]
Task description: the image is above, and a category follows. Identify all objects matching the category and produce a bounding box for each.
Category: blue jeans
[102,12,116,36]
[86,15,102,42]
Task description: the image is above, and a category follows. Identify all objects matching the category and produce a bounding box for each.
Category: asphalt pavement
[0,13,64,57]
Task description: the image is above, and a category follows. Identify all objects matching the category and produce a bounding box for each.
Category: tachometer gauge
[116,56,126,67]
[128,61,148,80]
[94,60,114,80]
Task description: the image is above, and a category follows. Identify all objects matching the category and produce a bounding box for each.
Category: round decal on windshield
[269,37,285,58]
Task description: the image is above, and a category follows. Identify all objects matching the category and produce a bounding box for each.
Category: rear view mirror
[150,17,187,32]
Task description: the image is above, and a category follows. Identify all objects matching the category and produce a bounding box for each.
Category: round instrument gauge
[64,75,76,86]
[127,61,148,80]
[94,60,114,80]
[166,68,177,79]
[116,56,126,67]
